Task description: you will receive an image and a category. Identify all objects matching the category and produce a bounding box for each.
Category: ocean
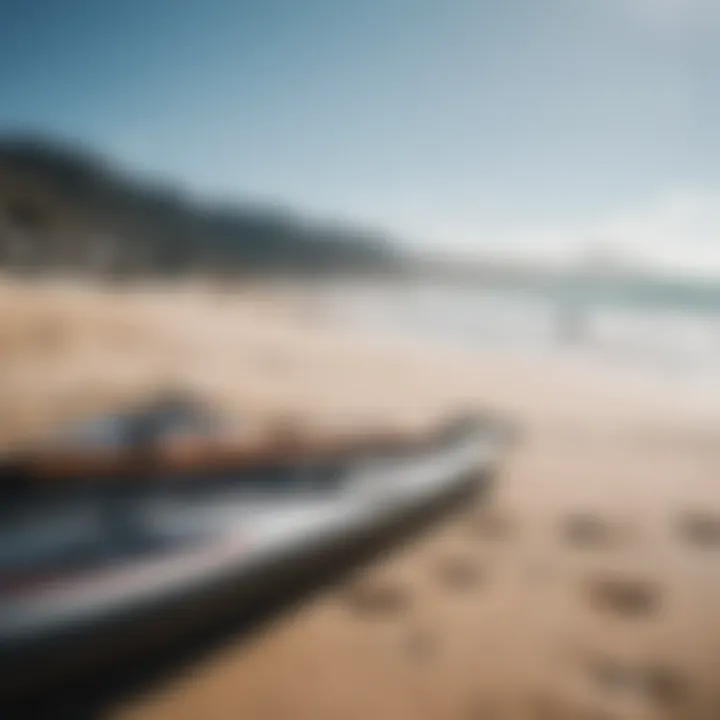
[322,275,720,380]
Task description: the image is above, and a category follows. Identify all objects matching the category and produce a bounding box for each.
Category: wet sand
[3,278,720,719]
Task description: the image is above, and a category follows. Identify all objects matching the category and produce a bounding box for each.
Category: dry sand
[3,277,720,719]
[0,276,463,447]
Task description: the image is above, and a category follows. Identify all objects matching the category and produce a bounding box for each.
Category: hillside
[0,136,400,278]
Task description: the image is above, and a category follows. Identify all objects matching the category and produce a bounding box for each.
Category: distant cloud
[624,0,719,26]
[596,188,720,274]
[472,187,720,277]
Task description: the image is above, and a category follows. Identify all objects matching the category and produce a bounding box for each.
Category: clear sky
[1,0,718,273]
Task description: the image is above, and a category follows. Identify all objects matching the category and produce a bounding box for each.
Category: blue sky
[1,0,718,272]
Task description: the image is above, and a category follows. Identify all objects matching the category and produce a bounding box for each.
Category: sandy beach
[3,278,720,719]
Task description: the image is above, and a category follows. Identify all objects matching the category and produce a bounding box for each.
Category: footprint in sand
[677,512,720,548]
[433,554,485,592]
[641,664,687,708]
[343,579,412,618]
[470,508,516,542]
[583,575,660,618]
[561,513,630,550]
[588,657,688,713]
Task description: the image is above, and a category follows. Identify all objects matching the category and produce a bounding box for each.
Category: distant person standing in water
[558,302,585,345]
